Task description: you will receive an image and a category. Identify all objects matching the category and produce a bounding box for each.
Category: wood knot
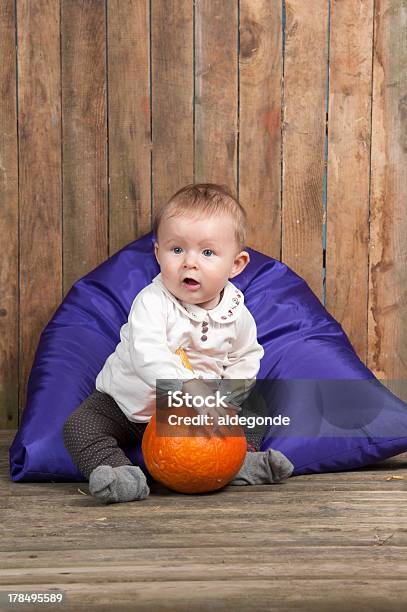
[240,18,262,61]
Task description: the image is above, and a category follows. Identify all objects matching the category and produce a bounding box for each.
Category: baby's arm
[217,308,268,450]
[127,288,201,415]
[218,307,264,408]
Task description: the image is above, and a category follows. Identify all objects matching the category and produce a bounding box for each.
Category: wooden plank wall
[0,0,406,428]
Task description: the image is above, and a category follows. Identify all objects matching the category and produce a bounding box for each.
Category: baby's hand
[182,379,240,437]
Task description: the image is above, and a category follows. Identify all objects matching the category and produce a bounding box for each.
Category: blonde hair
[153,183,248,252]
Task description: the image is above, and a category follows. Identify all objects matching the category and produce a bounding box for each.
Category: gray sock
[229,450,294,486]
[89,465,150,504]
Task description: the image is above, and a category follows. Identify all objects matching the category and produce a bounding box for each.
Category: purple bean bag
[9,231,407,482]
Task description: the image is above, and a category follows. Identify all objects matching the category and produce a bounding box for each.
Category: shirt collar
[152,273,244,323]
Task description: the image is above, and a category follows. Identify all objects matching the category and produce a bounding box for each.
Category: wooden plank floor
[1,430,407,611]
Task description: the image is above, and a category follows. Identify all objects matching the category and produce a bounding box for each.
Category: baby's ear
[154,242,159,262]
[229,250,250,279]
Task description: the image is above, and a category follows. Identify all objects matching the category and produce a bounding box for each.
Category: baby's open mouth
[183,278,200,286]
[182,277,201,292]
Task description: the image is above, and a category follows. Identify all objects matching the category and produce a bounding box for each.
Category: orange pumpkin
[142,410,247,494]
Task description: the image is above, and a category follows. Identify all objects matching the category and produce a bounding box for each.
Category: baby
[63,183,294,504]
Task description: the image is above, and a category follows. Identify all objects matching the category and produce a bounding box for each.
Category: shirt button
[201,335,208,341]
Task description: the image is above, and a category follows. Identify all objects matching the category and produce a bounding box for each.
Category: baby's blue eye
[172,247,183,254]
[203,249,214,257]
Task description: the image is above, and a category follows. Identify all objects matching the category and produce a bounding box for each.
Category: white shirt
[95,273,264,423]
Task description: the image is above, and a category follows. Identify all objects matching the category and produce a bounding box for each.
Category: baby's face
[154,213,249,310]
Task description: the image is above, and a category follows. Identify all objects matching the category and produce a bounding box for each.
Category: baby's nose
[183,252,198,267]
